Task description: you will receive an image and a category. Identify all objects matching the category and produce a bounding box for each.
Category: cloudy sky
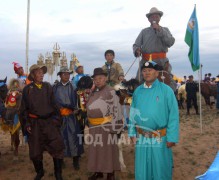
[0,0,218,83]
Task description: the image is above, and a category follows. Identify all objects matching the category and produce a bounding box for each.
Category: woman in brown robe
[86,68,123,180]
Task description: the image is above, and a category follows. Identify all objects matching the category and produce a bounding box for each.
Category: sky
[0,0,218,83]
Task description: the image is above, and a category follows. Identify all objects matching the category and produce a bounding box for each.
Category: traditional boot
[195,108,199,115]
[187,108,190,115]
[32,160,44,180]
[88,172,104,180]
[53,158,63,180]
[107,172,115,180]
[73,156,80,170]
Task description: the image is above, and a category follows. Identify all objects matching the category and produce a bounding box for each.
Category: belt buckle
[142,131,153,138]
[144,131,150,138]
[155,130,162,143]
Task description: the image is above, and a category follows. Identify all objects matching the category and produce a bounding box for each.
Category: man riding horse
[133,7,176,91]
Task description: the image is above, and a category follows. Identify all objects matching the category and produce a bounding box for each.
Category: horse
[0,77,8,157]
[114,79,140,171]
[114,79,140,122]
[0,77,8,121]
[177,84,187,109]
[114,79,139,105]
[200,82,217,109]
[0,76,8,96]
[116,72,171,105]
[1,78,22,160]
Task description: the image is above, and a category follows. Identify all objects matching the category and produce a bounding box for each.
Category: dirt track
[0,105,219,180]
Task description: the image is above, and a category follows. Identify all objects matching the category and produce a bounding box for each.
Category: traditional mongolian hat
[28,64,47,81]
[91,68,107,78]
[57,66,73,76]
[146,7,163,18]
[12,62,23,72]
[141,61,160,70]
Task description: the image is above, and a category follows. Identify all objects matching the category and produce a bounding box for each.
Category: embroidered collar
[94,85,106,92]
[143,79,159,89]
[105,60,114,66]
[144,83,152,88]
[35,83,42,89]
[61,81,70,86]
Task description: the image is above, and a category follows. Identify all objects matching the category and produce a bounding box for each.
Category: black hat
[91,68,107,78]
[141,61,160,70]
[188,75,193,78]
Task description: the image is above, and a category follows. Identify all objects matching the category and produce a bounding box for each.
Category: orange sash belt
[60,108,73,116]
[28,113,38,118]
[137,127,166,138]
[88,116,112,126]
[28,113,53,119]
[142,52,166,60]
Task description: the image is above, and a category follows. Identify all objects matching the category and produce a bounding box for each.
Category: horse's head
[123,78,140,95]
[114,79,140,105]
[114,83,127,97]
[0,77,7,84]
[77,76,93,90]
[0,77,8,101]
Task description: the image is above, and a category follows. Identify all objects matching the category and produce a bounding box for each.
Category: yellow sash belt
[88,116,112,126]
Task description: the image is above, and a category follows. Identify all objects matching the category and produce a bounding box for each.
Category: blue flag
[184,6,200,71]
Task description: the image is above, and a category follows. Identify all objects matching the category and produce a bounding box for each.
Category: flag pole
[26,0,30,74]
[138,57,141,82]
[185,4,201,131]
[198,65,202,133]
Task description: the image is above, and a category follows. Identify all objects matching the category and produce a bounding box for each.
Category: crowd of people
[0,6,218,180]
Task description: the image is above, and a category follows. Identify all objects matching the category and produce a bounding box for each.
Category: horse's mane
[77,76,93,90]
[123,78,140,94]
[8,78,22,91]
[123,78,140,88]
[0,77,8,101]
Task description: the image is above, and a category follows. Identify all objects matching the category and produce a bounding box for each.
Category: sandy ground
[0,103,219,180]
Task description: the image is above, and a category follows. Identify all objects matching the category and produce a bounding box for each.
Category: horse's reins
[124,56,141,78]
